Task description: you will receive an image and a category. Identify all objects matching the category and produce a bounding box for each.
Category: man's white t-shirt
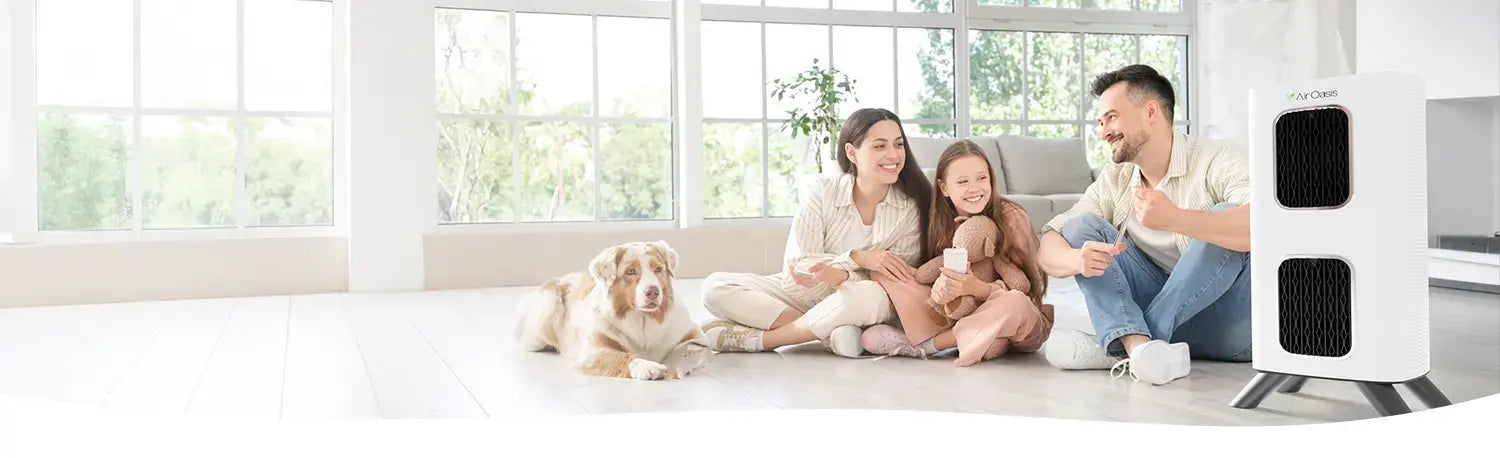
[1124,170,1183,272]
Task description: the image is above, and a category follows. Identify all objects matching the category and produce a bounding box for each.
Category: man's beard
[1112,131,1148,163]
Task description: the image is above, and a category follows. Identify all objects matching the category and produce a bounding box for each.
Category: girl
[699,108,933,358]
[860,140,1054,366]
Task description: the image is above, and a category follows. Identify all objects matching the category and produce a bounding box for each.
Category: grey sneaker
[825,325,865,358]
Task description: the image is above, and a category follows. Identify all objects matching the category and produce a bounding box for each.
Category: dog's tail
[514,277,569,352]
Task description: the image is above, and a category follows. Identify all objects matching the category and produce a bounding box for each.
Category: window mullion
[592,15,601,222]
[236,0,248,229]
[956,0,971,137]
[1020,31,1029,136]
[760,22,770,219]
[1076,31,1085,137]
[510,10,521,224]
[131,0,144,233]
[890,27,898,119]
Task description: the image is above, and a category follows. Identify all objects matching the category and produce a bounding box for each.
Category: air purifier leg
[1230,372,1290,409]
[1277,376,1309,393]
[1355,382,1413,416]
[1404,376,1453,408]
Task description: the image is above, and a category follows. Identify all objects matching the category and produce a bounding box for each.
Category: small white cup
[943,248,968,273]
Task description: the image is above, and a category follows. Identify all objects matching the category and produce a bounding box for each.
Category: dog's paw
[628,358,668,380]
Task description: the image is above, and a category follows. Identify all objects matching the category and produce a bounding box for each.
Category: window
[435,6,675,224]
[33,0,334,232]
[13,0,1193,237]
[969,29,1188,169]
[977,0,1181,12]
[701,2,958,219]
[707,1,955,12]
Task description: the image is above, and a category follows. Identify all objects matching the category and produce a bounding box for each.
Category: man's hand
[850,250,915,283]
[1077,241,1127,277]
[1134,186,1182,231]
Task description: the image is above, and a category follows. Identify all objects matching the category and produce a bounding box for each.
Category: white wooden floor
[1,277,1496,425]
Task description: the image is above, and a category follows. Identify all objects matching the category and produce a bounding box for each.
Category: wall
[1426,97,1500,242]
[1,0,11,240]
[1197,0,1353,149]
[1355,0,1500,100]
[0,238,348,308]
[425,225,791,290]
[0,223,795,308]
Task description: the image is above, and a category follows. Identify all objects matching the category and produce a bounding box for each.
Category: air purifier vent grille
[1275,107,1351,208]
[1277,257,1353,358]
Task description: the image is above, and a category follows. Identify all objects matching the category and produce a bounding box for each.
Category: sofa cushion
[904,136,1009,193]
[905,136,951,172]
[993,135,1093,196]
[1046,193,1083,216]
[963,136,1008,193]
[1002,194,1053,234]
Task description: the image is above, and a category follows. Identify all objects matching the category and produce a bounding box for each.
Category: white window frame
[964,28,1194,133]
[965,0,1198,140]
[699,0,964,225]
[432,0,680,233]
[6,0,1198,241]
[969,0,1194,27]
[7,0,346,245]
[966,0,1197,173]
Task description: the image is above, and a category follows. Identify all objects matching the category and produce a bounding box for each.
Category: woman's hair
[836,108,934,261]
[927,140,1048,305]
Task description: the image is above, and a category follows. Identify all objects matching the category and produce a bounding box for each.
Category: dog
[514,241,710,380]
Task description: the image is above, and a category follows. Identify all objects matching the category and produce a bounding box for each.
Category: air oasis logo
[1286,89,1339,102]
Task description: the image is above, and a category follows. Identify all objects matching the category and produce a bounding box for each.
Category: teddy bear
[913,215,1001,323]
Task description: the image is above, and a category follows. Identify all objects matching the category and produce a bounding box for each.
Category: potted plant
[769,58,858,176]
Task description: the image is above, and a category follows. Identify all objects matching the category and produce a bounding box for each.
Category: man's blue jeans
[1058,203,1252,362]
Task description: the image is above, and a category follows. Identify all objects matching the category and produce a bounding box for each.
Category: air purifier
[1229,72,1452,416]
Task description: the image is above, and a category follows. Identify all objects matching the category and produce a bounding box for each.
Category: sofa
[905,135,1099,235]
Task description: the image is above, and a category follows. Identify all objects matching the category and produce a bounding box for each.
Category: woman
[860,140,1054,366]
[700,108,933,358]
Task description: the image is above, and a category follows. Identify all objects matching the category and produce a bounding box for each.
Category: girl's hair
[926,140,1048,305]
[836,108,934,261]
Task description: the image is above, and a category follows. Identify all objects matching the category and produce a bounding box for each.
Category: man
[1039,64,1252,386]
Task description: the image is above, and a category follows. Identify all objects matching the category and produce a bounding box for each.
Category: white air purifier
[1229,72,1452,416]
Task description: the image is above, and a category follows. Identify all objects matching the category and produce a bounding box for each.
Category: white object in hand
[943,248,968,274]
[792,261,816,278]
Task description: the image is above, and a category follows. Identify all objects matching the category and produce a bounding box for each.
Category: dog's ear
[589,246,622,283]
[647,240,678,272]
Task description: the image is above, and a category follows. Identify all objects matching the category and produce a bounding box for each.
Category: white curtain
[1199,0,1354,151]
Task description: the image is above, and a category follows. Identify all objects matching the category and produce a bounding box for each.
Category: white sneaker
[1044,329,1119,370]
[826,325,865,358]
[1111,340,1190,385]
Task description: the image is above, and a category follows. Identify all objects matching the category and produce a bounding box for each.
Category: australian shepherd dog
[514,241,710,380]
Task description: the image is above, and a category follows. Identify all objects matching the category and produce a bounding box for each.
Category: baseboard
[1428,248,1500,295]
[1429,278,1500,294]
[0,237,349,308]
